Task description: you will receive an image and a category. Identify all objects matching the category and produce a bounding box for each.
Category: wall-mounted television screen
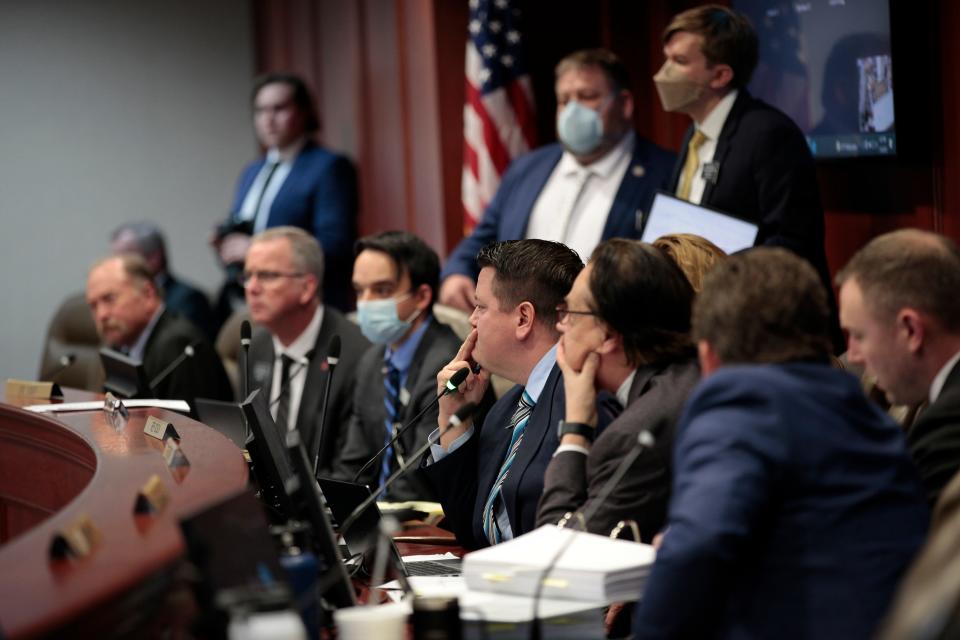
[733,0,894,159]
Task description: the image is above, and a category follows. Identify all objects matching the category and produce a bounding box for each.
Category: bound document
[462,525,655,602]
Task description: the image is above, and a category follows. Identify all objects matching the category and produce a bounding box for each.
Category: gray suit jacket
[537,358,700,540]
[249,307,369,476]
[331,319,463,501]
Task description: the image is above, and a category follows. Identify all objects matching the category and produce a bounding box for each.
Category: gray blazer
[331,319,463,501]
[537,358,700,541]
[249,307,369,476]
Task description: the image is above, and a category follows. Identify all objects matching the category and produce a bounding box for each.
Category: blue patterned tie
[482,390,535,544]
[379,361,401,495]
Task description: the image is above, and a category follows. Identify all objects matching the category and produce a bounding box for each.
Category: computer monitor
[241,388,296,522]
[99,347,152,399]
[285,431,357,609]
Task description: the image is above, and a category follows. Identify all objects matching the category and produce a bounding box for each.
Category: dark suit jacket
[230,141,358,309]
[422,364,565,550]
[248,307,369,476]
[669,91,828,277]
[142,309,233,407]
[537,359,699,540]
[633,363,929,640]
[907,359,960,505]
[331,319,464,501]
[442,137,675,280]
[159,273,215,340]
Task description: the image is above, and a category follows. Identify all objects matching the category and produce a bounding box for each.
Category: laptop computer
[640,190,760,254]
[317,478,461,577]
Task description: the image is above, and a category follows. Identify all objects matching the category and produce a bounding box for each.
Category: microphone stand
[240,320,252,400]
[148,341,199,391]
[311,336,341,476]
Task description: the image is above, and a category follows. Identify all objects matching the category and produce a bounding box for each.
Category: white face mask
[356,293,420,345]
[653,61,705,113]
[556,94,614,155]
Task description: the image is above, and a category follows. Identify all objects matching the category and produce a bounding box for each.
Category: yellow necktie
[676,130,707,201]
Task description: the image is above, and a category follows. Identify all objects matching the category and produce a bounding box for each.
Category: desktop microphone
[340,402,479,537]
[240,320,252,399]
[267,349,316,410]
[44,353,76,382]
[352,366,471,483]
[528,429,657,640]
[148,341,201,391]
[311,335,341,476]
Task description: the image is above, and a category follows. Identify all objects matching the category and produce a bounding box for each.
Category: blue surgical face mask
[556,96,612,155]
[356,294,421,345]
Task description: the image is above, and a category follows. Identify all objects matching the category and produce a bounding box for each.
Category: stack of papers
[462,525,655,602]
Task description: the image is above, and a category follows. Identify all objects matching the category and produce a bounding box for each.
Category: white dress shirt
[525,132,635,262]
[930,350,960,404]
[270,304,325,431]
[237,139,306,233]
[685,90,738,205]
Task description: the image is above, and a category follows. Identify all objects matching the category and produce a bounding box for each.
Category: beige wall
[0,0,255,378]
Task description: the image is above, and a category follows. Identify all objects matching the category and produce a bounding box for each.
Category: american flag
[461,0,537,233]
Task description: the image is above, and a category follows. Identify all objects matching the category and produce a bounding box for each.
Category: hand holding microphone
[436,329,489,446]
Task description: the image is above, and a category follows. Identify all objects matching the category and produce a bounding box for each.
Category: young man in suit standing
[424,240,582,549]
[244,227,369,477]
[332,231,488,501]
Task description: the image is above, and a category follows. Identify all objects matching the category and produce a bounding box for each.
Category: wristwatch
[557,420,595,442]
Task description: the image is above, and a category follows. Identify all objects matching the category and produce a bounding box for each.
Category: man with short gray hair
[837,228,960,504]
[244,227,368,475]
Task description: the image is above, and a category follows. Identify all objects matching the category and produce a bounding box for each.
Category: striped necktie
[482,390,535,545]
[379,361,402,495]
[676,129,707,201]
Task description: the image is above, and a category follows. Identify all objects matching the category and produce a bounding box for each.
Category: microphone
[340,402,479,537]
[268,349,316,410]
[352,366,471,483]
[311,335,342,475]
[240,320,252,399]
[528,430,656,640]
[149,341,200,391]
[44,353,76,382]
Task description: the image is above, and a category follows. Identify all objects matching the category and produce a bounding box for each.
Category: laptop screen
[641,191,760,254]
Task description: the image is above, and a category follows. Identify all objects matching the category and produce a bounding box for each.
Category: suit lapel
[601,138,654,238]
[510,147,563,238]
[396,320,439,425]
[702,92,748,205]
[296,308,333,436]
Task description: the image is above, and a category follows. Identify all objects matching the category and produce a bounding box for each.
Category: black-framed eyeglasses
[241,270,306,286]
[556,304,599,324]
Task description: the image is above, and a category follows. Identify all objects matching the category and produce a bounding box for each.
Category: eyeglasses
[240,270,305,286]
[555,305,599,324]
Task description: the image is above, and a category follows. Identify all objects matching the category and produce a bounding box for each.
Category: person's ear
[515,301,535,341]
[697,340,721,376]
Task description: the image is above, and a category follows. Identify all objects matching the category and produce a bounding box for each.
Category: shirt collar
[128,305,165,361]
[615,369,638,408]
[697,89,738,141]
[385,315,433,373]
[267,137,307,164]
[557,131,635,179]
[272,304,324,361]
[930,349,960,403]
[524,343,558,404]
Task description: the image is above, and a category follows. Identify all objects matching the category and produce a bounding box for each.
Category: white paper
[641,191,759,253]
[25,398,192,414]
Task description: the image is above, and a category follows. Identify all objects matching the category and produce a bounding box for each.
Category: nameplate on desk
[5,379,63,399]
[144,416,180,442]
[134,474,170,514]
[162,438,190,469]
[49,513,101,560]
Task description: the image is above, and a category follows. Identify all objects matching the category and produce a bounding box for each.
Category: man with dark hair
[111,221,215,339]
[331,231,491,500]
[85,254,232,406]
[440,48,674,311]
[837,229,960,504]
[244,227,369,477]
[537,239,699,539]
[424,239,582,549]
[213,72,358,321]
[633,247,928,640]
[655,5,829,283]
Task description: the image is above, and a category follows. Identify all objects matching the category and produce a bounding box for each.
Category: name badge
[702,161,720,184]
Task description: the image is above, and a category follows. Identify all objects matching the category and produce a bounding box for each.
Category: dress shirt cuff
[553,443,590,457]
[427,425,475,464]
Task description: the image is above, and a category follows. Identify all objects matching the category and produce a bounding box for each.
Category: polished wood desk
[0,389,248,638]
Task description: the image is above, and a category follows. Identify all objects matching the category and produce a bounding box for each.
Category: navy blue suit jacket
[422,364,564,550]
[442,137,675,280]
[633,363,929,640]
[230,141,358,309]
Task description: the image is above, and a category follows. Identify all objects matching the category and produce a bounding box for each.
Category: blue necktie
[482,390,535,544]
[379,362,401,496]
